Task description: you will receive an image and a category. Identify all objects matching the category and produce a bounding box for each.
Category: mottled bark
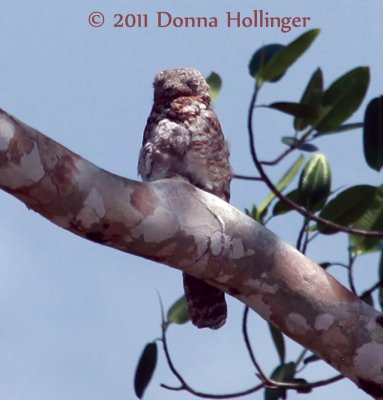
[0,108,382,398]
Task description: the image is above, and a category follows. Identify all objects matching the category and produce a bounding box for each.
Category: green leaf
[206,72,222,103]
[258,29,320,84]
[134,342,158,399]
[249,44,285,81]
[363,96,383,171]
[258,155,305,218]
[269,102,318,119]
[352,242,383,256]
[281,136,318,152]
[351,185,383,254]
[167,295,190,325]
[299,153,331,212]
[294,68,324,131]
[318,185,377,234]
[265,362,296,400]
[313,122,363,137]
[281,136,299,147]
[272,188,304,216]
[315,67,370,133]
[245,204,259,221]
[269,323,285,364]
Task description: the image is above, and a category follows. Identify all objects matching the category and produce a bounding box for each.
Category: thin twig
[361,281,381,298]
[306,231,319,244]
[324,262,349,270]
[160,382,264,399]
[241,307,340,391]
[160,323,264,398]
[307,374,344,389]
[233,174,263,181]
[161,326,189,389]
[296,218,309,253]
[300,217,313,255]
[161,317,343,398]
[295,348,309,372]
[261,129,314,166]
[347,247,357,295]
[242,307,269,382]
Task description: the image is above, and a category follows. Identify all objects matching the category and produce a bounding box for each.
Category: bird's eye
[187,80,199,91]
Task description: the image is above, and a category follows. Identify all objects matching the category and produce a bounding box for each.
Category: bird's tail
[183,273,227,329]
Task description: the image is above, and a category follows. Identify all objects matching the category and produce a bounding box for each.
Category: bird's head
[153,67,211,103]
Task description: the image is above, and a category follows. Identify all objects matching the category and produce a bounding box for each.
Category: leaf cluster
[246,29,383,255]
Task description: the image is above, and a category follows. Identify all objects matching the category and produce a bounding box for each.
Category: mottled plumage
[138,67,232,329]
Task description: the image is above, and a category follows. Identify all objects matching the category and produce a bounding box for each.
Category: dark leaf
[363,96,383,171]
[315,67,370,133]
[281,137,318,152]
[318,262,331,269]
[249,44,286,81]
[294,68,324,131]
[269,102,318,119]
[206,72,222,103]
[258,29,320,84]
[269,323,285,364]
[293,378,311,393]
[298,143,318,152]
[134,342,158,399]
[265,362,296,400]
[299,153,331,212]
[167,295,190,325]
[318,185,377,234]
[313,122,363,137]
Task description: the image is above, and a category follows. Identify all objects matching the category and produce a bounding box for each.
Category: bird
[138,67,232,329]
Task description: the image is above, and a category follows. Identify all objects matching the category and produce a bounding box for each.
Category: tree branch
[1,108,383,398]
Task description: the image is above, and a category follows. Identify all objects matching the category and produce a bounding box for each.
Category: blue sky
[1,1,382,399]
